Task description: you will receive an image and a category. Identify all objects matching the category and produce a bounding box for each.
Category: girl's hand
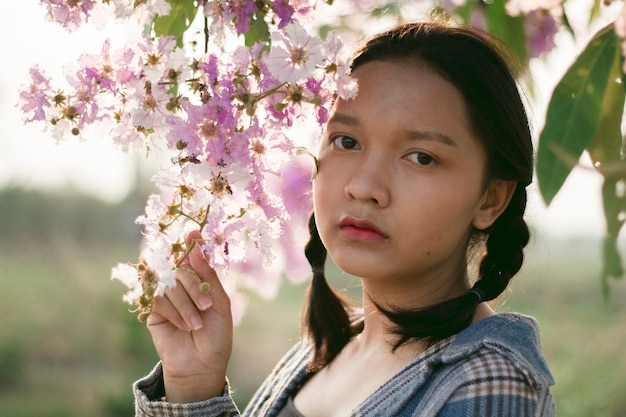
[146,230,234,403]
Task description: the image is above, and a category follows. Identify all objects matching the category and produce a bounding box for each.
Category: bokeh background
[1,2,625,416]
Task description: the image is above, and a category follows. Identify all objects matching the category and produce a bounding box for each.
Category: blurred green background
[1,186,625,417]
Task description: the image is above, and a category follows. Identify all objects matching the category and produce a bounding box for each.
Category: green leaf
[452,1,475,24]
[588,33,625,166]
[244,12,270,47]
[589,0,602,24]
[589,29,626,298]
[370,3,401,19]
[153,0,198,47]
[600,177,626,299]
[317,24,333,41]
[536,24,619,205]
[483,0,528,66]
[560,4,575,38]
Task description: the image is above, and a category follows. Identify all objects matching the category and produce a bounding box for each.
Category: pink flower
[235,247,284,299]
[165,102,207,159]
[248,179,288,225]
[247,119,292,171]
[40,0,97,31]
[525,9,558,58]
[271,0,296,28]
[304,76,330,124]
[199,53,220,86]
[75,39,138,94]
[23,0,359,321]
[64,86,98,128]
[136,36,178,82]
[228,0,257,33]
[168,94,242,168]
[129,80,170,131]
[18,66,53,123]
[200,204,246,271]
[272,155,314,283]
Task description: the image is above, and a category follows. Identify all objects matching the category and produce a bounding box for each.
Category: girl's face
[313,60,505,301]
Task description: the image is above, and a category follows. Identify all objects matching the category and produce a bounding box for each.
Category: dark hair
[302,20,533,370]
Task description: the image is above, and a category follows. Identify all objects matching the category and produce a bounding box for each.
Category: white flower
[246,210,281,267]
[265,22,324,84]
[142,237,177,293]
[50,118,73,142]
[505,0,561,16]
[111,263,142,304]
[112,0,171,27]
[616,3,626,38]
[322,34,358,100]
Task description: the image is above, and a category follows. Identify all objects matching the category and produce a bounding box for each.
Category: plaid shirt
[134,313,555,417]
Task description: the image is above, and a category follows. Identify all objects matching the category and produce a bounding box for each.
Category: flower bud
[138,311,150,322]
[145,285,156,297]
[199,282,211,293]
[274,102,288,112]
[310,96,323,106]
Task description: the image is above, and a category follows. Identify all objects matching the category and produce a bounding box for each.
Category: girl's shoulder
[349,313,555,416]
[405,313,556,416]
[440,312,554,388]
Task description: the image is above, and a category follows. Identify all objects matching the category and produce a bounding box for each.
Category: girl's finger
[177,265,214,311]
[185,231,230,307]
[149,293,188,331]
[159,279,204,331]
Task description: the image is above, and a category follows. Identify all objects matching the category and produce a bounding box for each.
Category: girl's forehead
[324,60,484,155]
[332,61,468,123]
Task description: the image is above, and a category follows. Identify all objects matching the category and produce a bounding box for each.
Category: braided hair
[303,214,353,371]
[302,20,533,367]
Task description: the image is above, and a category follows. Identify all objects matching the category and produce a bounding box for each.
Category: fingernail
[198,294,213,310]
[189,314,203,331]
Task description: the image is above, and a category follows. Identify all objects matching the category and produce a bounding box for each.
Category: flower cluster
[30,0,611,322]
[22,0,356,322]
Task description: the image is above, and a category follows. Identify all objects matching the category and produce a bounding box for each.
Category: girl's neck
[361,268,472,309]
[355,272,472,346]
[355,289,497,351]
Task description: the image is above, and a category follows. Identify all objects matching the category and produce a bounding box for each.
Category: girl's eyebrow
[405,130,457,147]
[327,112,360,127]
[328,112,457,147]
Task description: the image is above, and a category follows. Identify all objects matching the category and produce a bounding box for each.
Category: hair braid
[472,185,529,301]
[303,214,352,371]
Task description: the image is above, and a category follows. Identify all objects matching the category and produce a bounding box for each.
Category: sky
[0,1,613,238]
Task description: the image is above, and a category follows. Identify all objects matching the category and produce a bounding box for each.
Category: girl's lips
[339,217,388,242]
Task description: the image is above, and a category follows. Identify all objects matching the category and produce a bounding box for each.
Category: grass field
[1,195,625,416]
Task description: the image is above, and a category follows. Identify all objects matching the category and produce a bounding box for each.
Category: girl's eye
[332,135,360,150]
[407,151,436,166]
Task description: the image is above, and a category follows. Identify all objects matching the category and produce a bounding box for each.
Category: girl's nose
[344,156,391,208]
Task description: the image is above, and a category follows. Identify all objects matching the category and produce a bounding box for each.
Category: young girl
[133,20,555,416]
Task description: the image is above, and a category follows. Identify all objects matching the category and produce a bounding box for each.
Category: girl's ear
[472,180,517,230]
